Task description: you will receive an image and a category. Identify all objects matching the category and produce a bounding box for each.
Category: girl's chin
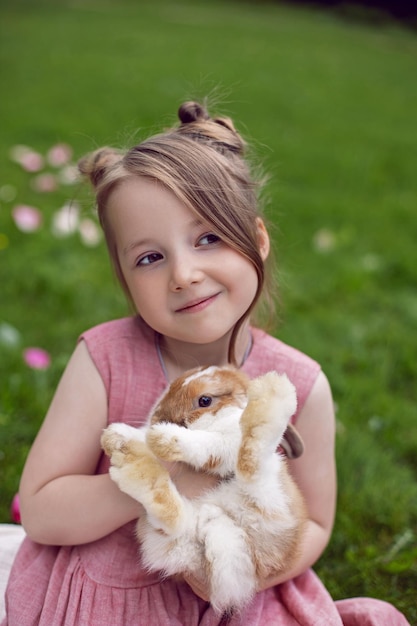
[161,329,233,348]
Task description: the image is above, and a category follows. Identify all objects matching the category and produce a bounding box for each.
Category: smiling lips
[176,293,219,314]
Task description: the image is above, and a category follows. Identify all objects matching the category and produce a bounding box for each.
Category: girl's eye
[137,252,163,266]
[198,395,213,408]
[198,233,221,247]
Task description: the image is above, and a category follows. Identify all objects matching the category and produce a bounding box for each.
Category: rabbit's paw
[102,426,161,501]
[238,373,298,477]
[108,458,140,498]
[248,372,297,420]
[146,423,185,461]
[101,423,146,468]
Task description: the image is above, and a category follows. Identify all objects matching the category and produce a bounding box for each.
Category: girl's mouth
[176,293,219,313]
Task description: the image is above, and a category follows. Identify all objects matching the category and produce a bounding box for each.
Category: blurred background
[0,0,416,621]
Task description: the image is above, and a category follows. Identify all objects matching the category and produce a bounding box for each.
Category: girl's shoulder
[79,316,163,390]
[79,317,167,428]
[80,316,151,345]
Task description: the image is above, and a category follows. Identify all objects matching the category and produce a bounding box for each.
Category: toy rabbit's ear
[281,423,304,459]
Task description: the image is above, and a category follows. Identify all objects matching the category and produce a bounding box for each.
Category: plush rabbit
[101,366,307,615]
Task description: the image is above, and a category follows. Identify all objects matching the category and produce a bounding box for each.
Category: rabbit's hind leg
[197,504,256,614]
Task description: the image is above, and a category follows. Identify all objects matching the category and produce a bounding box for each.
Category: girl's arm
[19,341,142,546]
[185,369,337,599]
[19,340,218,546]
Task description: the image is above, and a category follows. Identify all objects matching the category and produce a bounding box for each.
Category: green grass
[0,0,416,621]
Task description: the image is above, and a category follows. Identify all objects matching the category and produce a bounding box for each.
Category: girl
[2,101,409,625]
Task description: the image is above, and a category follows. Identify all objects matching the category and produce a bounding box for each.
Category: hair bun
[178,101,210,124]
[213,116,237,134]
[177,101,244,156]
[78,147,121,187]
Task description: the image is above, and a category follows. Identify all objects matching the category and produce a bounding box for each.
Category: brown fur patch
[146,430,181,460]
[102,432,184,532]
[151,366,249,428]
[237,440,259,478]
[202,455,222,471]
[236,399,267,478]
[133,453,183,531]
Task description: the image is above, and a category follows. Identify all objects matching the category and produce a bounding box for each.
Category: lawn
[0,0,416,621]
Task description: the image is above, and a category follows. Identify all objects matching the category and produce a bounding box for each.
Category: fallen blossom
[58,164,79,185]
[0,322,21,348]
[10,493,21,524]
[31,173,58,193]
[368,416,385,432]
[361,253,382,272]
[79,218,101,247]
[23,347,51,370]
[51,202,80,237]
[312,228,336,253]
[10,145,44,172]
[47,143,73,167]
[12,204,42,232]
[9,145,31,162]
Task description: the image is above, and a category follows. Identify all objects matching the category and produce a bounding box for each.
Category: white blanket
[0,524,26,620]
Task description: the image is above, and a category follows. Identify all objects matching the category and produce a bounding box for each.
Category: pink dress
[2,318,409,625]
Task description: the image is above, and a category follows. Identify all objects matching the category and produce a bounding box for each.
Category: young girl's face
[107,176,268,349]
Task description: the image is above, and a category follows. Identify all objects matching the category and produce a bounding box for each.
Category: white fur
[147,403,244,476]
[101,368,306,615]
[181,365,218,387]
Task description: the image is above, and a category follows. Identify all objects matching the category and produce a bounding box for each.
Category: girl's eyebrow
[122,218,207,256]
[122,239,154,256]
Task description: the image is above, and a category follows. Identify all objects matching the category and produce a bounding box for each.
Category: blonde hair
[78,101,276,364]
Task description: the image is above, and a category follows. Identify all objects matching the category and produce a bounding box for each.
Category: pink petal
[58,164,79,185]
[51,202,80,237]
[20,152,44,172]
[9,146,44,172]
[10,493,21,524]
[47,143,73,167]
[31,173,57,192]
[12,205,42,232]
[23,347,51,370]
[79,218,101,247]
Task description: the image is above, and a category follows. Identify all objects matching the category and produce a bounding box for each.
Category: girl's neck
[157,323,252,382]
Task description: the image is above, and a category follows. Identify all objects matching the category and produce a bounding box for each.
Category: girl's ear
[256,218,270,261]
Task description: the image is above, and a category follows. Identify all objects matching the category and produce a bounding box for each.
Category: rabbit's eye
[198,395,212,408]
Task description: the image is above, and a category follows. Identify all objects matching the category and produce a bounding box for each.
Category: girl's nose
[169,255,203,291]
